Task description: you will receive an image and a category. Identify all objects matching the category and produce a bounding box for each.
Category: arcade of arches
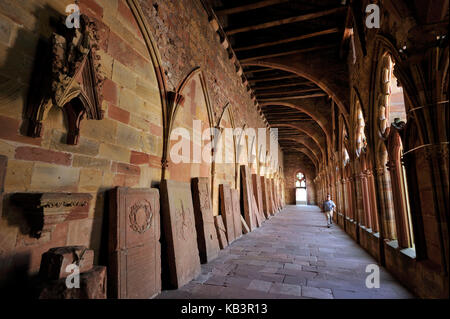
[0,0,448,299]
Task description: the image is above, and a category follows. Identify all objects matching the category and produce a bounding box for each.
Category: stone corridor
[158,206,414,299]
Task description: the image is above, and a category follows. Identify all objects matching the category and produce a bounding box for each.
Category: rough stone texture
[214,215,229,250]
[0,0,164,280]
[157,205,414,299]
[39,246,94,280]
[108,187,161,299]
[219,184,236,244]
[160,180,201,288]
[230,189,243,239]
[191,177,220,264]
[38,266,107,299]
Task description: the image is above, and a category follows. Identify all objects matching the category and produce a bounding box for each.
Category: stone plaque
[273,179,280,212]
[252,193,263,227]
[219,184,236,243]
[214,215,228,249]
[0,155,6,218]
[109,187,161,299]
[252,174,265,221]
[191,177,219,264]
[260,176,271,219]
[266,178,274,216]
[160,180,201,288]
[230,189,243,238]
[240,165,256,231]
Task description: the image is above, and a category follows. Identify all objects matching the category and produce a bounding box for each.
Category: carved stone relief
[160,180,201,288]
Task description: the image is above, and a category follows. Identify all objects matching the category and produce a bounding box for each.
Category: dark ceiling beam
[252,81,315,90]
[240,44,336,63]
[259,93,327,101]
[235,28,340,52]
[215,0,289,16]
[350,0,367,56]
[225,7,346,35]
[249,74,299,83]
[245,68,275,74]
[340,6,353,59]
[256,88,322,96]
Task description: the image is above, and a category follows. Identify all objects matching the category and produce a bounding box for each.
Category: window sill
[385,240,416,259]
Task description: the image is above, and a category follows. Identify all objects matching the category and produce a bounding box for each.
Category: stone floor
[157,205,415,299]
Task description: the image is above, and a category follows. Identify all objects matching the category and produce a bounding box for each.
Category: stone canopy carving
[11,193,92,238]
[27,14,104,145]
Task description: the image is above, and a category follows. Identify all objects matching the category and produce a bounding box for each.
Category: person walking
[323,194,336,228]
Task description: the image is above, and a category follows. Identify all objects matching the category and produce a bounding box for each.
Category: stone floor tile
[156,205,414,299]
[247,279,273,293]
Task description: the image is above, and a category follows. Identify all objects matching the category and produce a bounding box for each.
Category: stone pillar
[366,170,379,233]
[386,159,412,248]
[375,167,397,240]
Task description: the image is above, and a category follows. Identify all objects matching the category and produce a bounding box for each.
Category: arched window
[379,53,414,251]
[295,172,307,205]
[355,101,367,157]
[378,54,407,135]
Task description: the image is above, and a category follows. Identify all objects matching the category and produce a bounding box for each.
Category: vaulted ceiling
[207,0,350,174]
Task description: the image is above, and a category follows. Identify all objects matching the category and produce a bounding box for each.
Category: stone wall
[0,0,284,289]
[283,153,316,206]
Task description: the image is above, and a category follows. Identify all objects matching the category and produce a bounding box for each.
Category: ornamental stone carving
[11,193,92,238]
[26,14,104,145]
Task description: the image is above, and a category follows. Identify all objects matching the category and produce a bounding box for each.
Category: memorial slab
[240,165,256,231]
[191,177,220,264]
[214,215,228,249]
[108,187,161,298]
[219,184,236,243]
[160,180,201,288]
[230,189,243,239]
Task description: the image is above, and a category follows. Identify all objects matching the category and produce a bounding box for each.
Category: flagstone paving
[157,205,415,299]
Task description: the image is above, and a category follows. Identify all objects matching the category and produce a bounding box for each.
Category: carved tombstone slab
[252,193,263,227]
[160,180,201,288]
[260,177,271,219]
[191,178,219,264]
[265,178,274,216]
[0,155,6,218]
[252,174,265,221]
[214,215,228,249]
[219,184,236,243]
[240,165,256,231]
[108,187,161,299]
[230,189,243,239]
[273,179,280,212]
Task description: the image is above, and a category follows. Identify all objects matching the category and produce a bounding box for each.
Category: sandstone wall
[0,0,284,286]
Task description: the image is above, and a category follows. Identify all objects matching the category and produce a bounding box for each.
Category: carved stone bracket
[26,14,104,145]
[11,193,93,238]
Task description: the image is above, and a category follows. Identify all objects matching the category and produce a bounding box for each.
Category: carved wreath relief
[129,200,154,234]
